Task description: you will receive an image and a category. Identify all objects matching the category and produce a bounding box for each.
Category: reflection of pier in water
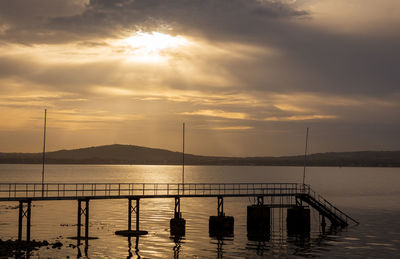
[0,183,358,257]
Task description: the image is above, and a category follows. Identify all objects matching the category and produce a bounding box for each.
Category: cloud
[212,126,254,131]
[181,110,249,120]
[264,114,337,121]
[0,0,400,155]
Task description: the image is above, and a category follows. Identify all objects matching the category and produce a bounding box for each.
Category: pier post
[170,197,186,237]
[116,197,148,236]
[247,196,270,241]
[77,200,81,240]
[128,198,132,232]
[135,198,139,232]
[85,199,90,244]
[321,215,326,234]
[209,196,234,237]
[26,200,31,242]
[17,200,32,242]
[218,196,224,217]
[18,201,23,241]
[77,199,90,240]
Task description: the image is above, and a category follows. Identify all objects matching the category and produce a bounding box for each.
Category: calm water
[1,165,400,258]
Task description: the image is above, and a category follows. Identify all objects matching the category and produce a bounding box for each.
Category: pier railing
[0,182,307,201]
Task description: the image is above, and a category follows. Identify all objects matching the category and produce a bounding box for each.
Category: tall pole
[302,127,309,186]
[182,123,185,193]
[42,109,47,197]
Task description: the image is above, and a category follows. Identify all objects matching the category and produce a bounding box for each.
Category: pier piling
[247,197,270,241]
[287,206,310,235]
[170,197,186,237]
[116,198,148,236]
[209,196,234,237]
[77,199,90,240]
[17,200,32,242]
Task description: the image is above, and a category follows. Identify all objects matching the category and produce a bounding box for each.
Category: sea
[0,164,399,258]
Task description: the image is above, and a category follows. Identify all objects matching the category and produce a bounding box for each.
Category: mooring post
[26,200,31,242]
[18,201,23,241]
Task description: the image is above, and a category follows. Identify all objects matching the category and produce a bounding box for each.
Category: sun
[119,31,189,62]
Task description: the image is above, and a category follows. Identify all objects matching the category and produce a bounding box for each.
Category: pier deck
[0,182,358,226]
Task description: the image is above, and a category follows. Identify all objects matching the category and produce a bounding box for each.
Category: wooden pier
[0,183,358,242]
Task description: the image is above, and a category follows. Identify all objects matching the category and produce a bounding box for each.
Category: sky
[0,0,399,156]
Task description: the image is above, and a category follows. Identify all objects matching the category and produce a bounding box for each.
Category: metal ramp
[297,186,359,227]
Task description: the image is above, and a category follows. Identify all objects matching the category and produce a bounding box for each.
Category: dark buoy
[170,197,186,237]
[209,196,234,237]
[170,216,186,237]
[209,215,234,237]
[287,206,310,235]
[247,205,270,241]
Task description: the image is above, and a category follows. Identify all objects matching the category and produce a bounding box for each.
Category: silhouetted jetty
[0,182,358,244]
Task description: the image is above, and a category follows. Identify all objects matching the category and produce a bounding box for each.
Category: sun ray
[117,31,189,62]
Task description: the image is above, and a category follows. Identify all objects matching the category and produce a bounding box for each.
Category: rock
[51,241,63,248]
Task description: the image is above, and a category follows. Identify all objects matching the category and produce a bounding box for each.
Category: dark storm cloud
[69,0,398,97]
[220,30,400,95]
[1,0,399,97]
[0,0,87,44]
[0,0,307,43]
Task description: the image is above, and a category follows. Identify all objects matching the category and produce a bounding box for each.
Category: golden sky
[0,0,399,156]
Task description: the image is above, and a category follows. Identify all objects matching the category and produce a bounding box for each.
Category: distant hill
[0,144,399,167]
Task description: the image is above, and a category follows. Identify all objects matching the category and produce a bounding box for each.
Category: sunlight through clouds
[0,0,399,155]
[116,31,190,63]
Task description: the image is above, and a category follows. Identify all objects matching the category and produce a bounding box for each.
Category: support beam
[174,197,181,219]
[116,197,148,236]
[18,201,23,241]
[85,199,89,245]
[26,200,31,242]
[17,200,32,242]
[77,200,81,240]
[135,198,139,232]
[77,199,90,240]
[257,196,264,206]
[128,198,132,232]
[217,196,224,217]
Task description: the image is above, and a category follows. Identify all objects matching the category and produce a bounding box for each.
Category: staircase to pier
[297,186,359,227]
